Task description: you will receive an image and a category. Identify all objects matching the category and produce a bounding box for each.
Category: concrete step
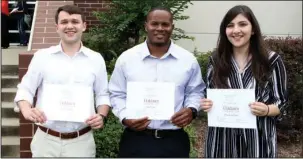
[2,88,18,93]
[1,88,17,102]
[2,101,20,113]
[1,136,20,145]
[2,102,19,118]
[1,118,20,136]
[2,45,26,66]
[1,136,20,157]
[2,102,15,109]
[2,118,19,126]
[1,126,19,136]
[2,75,19,88]
[1,145,20,157]
[1,65,18,76]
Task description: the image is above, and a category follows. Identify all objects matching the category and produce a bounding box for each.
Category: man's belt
[38,125,91,139]
[125,127,184,139]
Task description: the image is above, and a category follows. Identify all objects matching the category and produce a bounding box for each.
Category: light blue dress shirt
[109,41,205,130]
[14,43,111,133]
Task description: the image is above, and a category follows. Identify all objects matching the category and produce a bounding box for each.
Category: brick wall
[18,0,107,157]
[74,0,111,28]
[30,1,74,51]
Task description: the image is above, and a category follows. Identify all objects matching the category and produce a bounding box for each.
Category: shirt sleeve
[108,58,128,123]
[94,55,111,108]
[184,58,206,111]
[14,51,43,107]
[270,55,288,121]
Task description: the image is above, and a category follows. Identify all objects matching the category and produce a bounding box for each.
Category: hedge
[264,36,302,142]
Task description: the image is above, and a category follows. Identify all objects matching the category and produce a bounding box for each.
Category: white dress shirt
[109,41,206,130]
[14,43,111,133]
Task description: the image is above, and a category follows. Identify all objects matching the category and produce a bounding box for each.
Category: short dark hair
[55,5,85,24]
[146,6,173,22]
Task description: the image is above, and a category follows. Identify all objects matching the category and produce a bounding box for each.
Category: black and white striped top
[204,51,288,158]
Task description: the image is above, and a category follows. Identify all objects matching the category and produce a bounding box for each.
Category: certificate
[207,89,257,129]
[126,82,175,120]
[40,83,94,122]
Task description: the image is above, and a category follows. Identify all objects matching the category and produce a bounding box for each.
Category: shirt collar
[52,41,88,57]
[140,40,180,60]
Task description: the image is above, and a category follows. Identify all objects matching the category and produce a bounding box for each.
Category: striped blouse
[204,51,288,158]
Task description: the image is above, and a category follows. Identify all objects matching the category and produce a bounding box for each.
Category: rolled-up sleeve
[14,51,43,106]
[108,58,128,123]
[94,55,111,108]
[184,58,206,111]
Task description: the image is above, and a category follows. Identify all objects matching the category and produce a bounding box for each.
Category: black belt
[125,128,184,139]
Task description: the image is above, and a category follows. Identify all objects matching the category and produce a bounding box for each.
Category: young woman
[201,5,288,158]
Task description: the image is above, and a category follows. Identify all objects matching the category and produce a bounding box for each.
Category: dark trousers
[1,13,10,48]
[118,128,190,158]
[17,14,27,45]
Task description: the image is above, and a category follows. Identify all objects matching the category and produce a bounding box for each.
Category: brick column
[18,51,36,158]
[18,0,107,157]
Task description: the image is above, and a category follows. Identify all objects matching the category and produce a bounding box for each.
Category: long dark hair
[212,5,270,88]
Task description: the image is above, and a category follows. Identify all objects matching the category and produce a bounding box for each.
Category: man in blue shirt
[109,6,205,157]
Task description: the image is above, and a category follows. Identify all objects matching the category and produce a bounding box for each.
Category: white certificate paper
[40,84,94,122]
[207,89,257,129]
[126,82,175,120]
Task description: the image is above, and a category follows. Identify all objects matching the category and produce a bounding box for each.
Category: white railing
[27,0,38,51]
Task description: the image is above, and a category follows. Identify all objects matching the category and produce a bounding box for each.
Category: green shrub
[82,33,122,74]
[93,112,123,158]
[194,50,212,119]
[185,124,198,157]
[194,49,212,82]
[264,36,303,142]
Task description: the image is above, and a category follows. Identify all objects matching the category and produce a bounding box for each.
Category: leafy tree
[83,0,193,72]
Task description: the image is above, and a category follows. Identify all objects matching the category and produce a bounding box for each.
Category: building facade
[174,1,302,52]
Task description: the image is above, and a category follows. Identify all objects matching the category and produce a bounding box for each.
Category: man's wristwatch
[98,113,107,124]
[188,107,198,119]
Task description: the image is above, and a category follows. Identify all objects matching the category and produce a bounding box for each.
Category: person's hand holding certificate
[204,89,257,129]
[126,82,175,120]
